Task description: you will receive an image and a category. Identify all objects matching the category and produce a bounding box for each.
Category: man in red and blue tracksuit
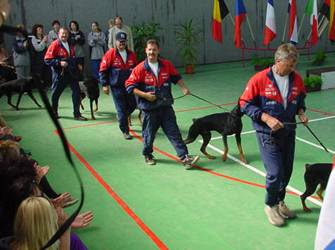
[125,39,199,169]
[44,27,86,120]
[239,44,308,227]
[99,32,137,139]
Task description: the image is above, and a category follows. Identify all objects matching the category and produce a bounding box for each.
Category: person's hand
[181,87,190,96]
[60,61,68,68]
[51,192,73,208]
[102,86,109,95]
[71,211,94,228]
[145,92,157,102]
[42,36,48,43]
[261,113,284,131]
[78,64,83,71]
[298,112,308,125]
[56,206,68,226]
[23,40,28,48]
[0,0,10,26]
[34,163,49,183]
[0,126,12,135]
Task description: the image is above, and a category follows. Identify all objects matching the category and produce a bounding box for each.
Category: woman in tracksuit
[99,32,137,139]
[239,43,308,227]
[125,39,199,168]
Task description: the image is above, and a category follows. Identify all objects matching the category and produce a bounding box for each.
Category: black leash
[189,93,230,111]
[173,94,187,100]
[283,121,330,154]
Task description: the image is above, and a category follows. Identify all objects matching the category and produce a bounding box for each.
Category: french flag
[234,0,247,48]
[263,0,276,45]
[288,0,298,44]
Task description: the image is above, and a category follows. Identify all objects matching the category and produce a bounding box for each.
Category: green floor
[1,53,335,249]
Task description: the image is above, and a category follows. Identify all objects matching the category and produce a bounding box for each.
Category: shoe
[123,132,133,140]
[264,205,285,227]
[74,115,88,121]
[278,201,297,219]
[145,155,156,165]
[182,155,200,170]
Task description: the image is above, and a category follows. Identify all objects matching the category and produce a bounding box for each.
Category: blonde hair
[0,140,21,162]
[13,197,59,250]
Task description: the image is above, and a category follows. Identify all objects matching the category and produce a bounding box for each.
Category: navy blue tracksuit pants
[110,86,136,133]
[256,130,296,206]
[142,106,188,159]
[51,73,81,117]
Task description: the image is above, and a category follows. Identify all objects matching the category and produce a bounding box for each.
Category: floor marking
[204,142,323,207]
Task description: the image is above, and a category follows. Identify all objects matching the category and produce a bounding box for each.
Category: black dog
[300,163,333,212]
[0,76,42,110]
[79,78,100,120]
[184,105,247,163]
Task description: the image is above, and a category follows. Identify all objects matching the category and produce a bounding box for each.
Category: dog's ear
[305,163,310,169]
[192,118,197,123]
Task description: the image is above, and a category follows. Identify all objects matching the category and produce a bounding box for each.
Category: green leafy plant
[175,19,201,73]
[312,50,327,66]
[131,23,161,61]
[304,75,322,91]
[251,57,273,71]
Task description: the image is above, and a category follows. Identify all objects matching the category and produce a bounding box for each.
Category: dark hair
[69,20,79,31]
[146,39,160,48]
[31,24,44,37]
[91,21,101,32]
[52,20,60,26]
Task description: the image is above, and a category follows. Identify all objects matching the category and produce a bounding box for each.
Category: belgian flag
[212,0,229,43]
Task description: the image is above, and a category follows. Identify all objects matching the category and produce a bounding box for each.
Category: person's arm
[99,50,112,94]
[87,32,96,47]
[44,42,67,68]
[56,207,71,250]
[176,79,190,95]
[31,36,47,52]
[133,88,156,102]
[13,39,26,53]
[96,32,106,46]
[77,31,85,45]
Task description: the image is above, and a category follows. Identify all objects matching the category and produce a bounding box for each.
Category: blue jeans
[110,86,136,133]
[142,106,188,158]
[256,130,295,206]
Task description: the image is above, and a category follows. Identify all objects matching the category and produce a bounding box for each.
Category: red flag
[212,0,229,43]
[263,0,277,46]
[234,0,247,48]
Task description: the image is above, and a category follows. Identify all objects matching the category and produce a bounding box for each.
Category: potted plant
[132,23,161,61]
[312,50,327,66]
[304,75,322,92]
[251,57,273,71]
[175,19,201,74]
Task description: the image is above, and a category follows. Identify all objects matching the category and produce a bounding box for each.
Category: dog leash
[189,93,230,111]
[283,121,330,154]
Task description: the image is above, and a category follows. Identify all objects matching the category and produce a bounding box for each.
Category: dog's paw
[222,156,227,162]
[303,207,312,213]
[206,155,216,160]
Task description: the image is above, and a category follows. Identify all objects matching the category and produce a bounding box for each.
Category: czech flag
[315,157,335,250]
[263,0,276,46]
[212,0,229,43]
[234,0,247,48]
[288,0,298,44]
[305,0,318,45]
[329,0,335,41]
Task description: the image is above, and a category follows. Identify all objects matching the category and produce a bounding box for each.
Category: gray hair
[274,43,298,62]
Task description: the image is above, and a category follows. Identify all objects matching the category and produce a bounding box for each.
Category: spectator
[12,24,30,79]
[69,20,85,79]
[87,21,105,81]
[29,24,51,87]
[108,16,134,51]
[105,19,114,45]
[48,20,61,44]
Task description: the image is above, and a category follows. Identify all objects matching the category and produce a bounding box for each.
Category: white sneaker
[278,201,297,219]
[264,205,285,227]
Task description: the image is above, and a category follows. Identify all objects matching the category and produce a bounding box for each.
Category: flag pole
[246,15,256,47]
[298,13,305,37]
[282,13,288,43]
[318,18,329,37]
[228,13,235,26]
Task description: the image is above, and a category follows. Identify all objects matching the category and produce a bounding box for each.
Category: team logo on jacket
[161,73,169,81]
[145,74,155,84]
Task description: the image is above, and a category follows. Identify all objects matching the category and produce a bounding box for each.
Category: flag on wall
[212,0,229,43]
[234,0,247,48]
[315,157,335,250]
[263,0,276,45]
[305,0,318,45]
[329,0,335,41]
[288,0,298,44]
